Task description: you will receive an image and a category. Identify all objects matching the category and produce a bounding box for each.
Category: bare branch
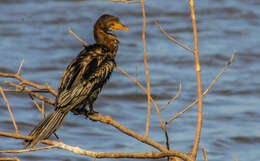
[233,154,238,161]
[4,81,55,105]
[68,27,88,46]
[41,100,45,118]
[154,21,194,54]
[107,0,141,3]
[202,146,208,161]
[0,86,19,134]
[160,82,182,111]
[189,0,203,158]
[29,95,45,118]
[116,67,164,128]
[16,59,24,76]
[0,157,20,161]
[166,51,236,124]
[0,126,194,161]
[88,114,167,152]
[0,146,56,153]
[140,0,152,138]
[116,67,146,92]
[0,72,57,96]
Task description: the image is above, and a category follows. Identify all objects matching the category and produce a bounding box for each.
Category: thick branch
[88,114,167,152]
[0,130,193,160]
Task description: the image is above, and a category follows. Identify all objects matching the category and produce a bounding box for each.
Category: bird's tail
[25,109,68,148]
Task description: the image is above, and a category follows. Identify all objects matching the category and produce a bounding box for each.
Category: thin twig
[163,125,170,161]
[166,51,236,124]
[68,27,88,46]
[4,81,55,105]
[0,146,56,153]
[163,125,170,150]
[0,72,57,96]
[160,82,182,111]
[0,86,19,134]
[202,146,208,161]
[29,95,45,118]
[154,21,194,54]
[41,100,45,118]
[233,154,238,161]
[3,89,49,93]
[116,67,164,128]
[0,157,20,161]
[107,0,141,3]
[189,0,203,157]
[16,59,24,76]
[203,50,236,94]
[141,0,151,138]
[116,67,146,91]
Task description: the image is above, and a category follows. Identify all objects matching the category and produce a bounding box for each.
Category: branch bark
[140,0,152,137]
[189,0,203,158]
[0,86,19,134]
[4,81,55,105]
[0,72,57,96]
[0,115,194,161]
[166,51,236,124]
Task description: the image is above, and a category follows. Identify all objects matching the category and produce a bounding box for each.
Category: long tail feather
[25,109,67,148]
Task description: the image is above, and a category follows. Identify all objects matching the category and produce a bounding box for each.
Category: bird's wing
[55,47,115,110]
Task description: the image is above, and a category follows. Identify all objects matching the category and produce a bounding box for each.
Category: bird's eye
[109,23,116,30]
[110,23,115,27]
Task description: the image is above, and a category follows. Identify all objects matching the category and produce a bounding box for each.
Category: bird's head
[94,14,129,33]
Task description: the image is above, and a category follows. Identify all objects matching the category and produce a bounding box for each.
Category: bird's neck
[94,29,119,57]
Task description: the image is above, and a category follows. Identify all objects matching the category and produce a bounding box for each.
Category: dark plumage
[25,14,129,148]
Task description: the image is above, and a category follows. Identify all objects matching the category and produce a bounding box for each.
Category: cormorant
[25,14,129,148]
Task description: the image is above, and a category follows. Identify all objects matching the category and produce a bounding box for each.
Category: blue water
[1,0,260,161]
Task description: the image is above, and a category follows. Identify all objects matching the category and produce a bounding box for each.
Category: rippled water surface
[1,0,260,161]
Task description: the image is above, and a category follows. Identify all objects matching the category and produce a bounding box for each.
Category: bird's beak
[112,22,130,31]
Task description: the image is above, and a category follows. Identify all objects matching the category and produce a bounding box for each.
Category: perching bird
[25,14,129,148]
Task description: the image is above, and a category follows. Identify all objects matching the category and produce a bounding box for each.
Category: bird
[25,14,129,148]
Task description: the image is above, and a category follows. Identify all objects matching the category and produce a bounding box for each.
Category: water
[0,0,260,160]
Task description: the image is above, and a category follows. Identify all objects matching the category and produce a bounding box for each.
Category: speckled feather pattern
[56,44,116,113]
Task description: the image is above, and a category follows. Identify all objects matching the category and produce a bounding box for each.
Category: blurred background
[0,0,260,161]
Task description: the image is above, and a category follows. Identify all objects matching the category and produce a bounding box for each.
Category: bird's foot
[87,110,98,116]
[85,110,99,121]
[54,133,60,141]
